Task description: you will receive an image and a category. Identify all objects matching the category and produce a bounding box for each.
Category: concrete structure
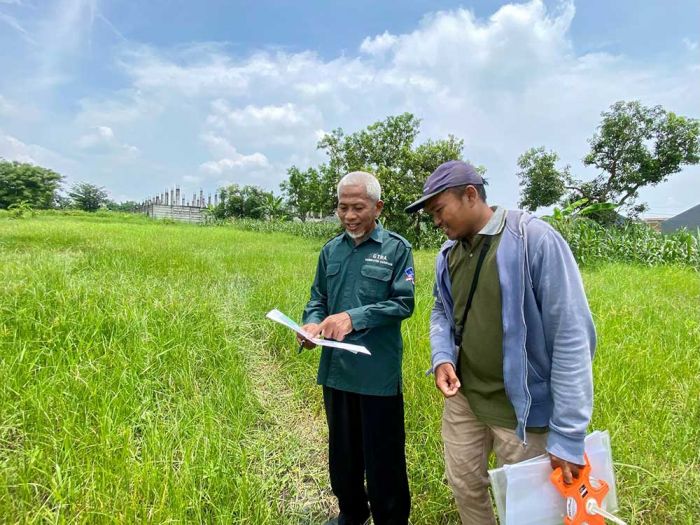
[139,185,214,223]
[142,203,205,223]
[641,216,668,232]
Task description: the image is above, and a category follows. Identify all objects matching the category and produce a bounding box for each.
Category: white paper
[489,430,619,525]
[266,309,371,356]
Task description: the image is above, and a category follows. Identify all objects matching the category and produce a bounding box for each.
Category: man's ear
[375,199,384,217]
[465,185,479,204]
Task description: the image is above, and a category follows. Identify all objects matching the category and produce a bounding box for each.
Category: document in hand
[488,430,619,525]
[265,309,371,356]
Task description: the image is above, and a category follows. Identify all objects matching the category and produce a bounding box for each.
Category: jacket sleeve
[530,225,596,465]
[302,249,329,325]
[428,270,457,375]
[346,244,415,330]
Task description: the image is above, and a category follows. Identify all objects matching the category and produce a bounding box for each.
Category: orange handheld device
[550,454,626,525]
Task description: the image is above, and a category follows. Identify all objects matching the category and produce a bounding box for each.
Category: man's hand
[549,454,583,485]
[319,312,353,341]
[435,363,461,397]
[297,323,321,349]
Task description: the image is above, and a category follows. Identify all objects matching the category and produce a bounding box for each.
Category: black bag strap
[454,235,493,348]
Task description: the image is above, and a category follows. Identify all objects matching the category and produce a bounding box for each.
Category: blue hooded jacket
[430,209,596,464]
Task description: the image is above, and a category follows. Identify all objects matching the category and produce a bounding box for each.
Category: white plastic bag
[488,430,619,525]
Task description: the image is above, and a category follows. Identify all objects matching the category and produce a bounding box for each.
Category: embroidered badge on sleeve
[404,267,415,285]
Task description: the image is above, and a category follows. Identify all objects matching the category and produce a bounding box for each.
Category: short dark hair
[447,184,487,203]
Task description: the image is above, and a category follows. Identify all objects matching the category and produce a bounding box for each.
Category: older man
[405,161,596,525]
[299,171,415,525]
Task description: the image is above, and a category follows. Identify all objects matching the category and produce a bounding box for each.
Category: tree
[106,200,141,212]
[289,113,467,244]
[517,101,700,218]
[516,147,569,212]
[0,159,63,209]
[240,185,272,220]
[256,193,288,221]
[69,182,109,212]
[280,166,322,221]
[581,101,700,213]
[214,184,278,220]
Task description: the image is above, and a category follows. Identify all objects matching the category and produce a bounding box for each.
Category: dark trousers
[322,386,410,525]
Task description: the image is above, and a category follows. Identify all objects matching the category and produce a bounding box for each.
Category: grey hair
[337,171,381,202]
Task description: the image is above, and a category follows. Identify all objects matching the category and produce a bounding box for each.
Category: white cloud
[198,133,269,175]
[683,38,698,52]
[360,31,398,55]
[2,0,698,210]
[76,125,139,157]
[220,103,304,127]
[0,131,75,177]
[74,1,700,209]
[76,91,161,125]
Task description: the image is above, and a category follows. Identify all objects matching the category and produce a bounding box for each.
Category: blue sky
[1,0,698,215]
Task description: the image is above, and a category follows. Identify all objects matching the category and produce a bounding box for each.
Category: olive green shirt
[449,206,517,428]
[302,222,415,396]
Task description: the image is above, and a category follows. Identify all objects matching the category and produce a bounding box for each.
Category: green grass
[0,214,698,523]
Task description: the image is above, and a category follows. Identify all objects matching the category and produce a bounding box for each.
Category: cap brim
[405,190,442,213]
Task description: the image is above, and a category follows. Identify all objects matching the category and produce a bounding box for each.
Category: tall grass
[0,214,698,523]
[213,215,700,269]
[550,218,700,268]
[0,218,277,522]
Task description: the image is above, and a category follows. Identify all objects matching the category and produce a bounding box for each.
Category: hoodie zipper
[519,215,532,446]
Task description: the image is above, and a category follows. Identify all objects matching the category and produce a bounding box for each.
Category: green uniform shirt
[449,206,517,428]
[302,222,415,396]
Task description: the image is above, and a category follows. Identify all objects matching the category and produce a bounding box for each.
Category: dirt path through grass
[217,274,337,524]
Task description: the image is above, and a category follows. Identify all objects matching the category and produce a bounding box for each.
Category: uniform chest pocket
[326,262,342,296]
[359,265,393,302]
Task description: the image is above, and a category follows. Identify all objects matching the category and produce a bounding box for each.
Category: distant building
[661,204,700,233]
[139,186,217,224]
[641,216,668,232]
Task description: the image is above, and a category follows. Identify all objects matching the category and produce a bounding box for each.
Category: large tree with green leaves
[69,182,109,212]
[517,101,700,216]
[283,113,468,243]
[0,159,63,209]
[280,166,335,221]
[214,184,278,220]
[517,147,570,212]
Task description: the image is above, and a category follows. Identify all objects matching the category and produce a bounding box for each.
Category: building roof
[661,204,700,233]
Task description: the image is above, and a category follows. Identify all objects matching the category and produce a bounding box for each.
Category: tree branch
[617,183,642,207]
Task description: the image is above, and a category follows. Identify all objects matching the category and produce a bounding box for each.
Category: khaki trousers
[442,391,547,525]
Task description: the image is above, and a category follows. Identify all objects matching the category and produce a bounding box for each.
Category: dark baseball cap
[405,160,483,213]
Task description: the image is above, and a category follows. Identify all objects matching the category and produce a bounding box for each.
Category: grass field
[0,214,698,524]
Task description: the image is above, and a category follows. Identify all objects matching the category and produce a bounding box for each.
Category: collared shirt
[302,222,415,396]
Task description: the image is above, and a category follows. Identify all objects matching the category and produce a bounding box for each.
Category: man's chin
[345,228,366,239]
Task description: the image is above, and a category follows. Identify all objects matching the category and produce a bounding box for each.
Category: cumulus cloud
[76,125,139,156]
[360,31,398,55]
[3,0,698,209]
[75,1,699,207]
[199,133,269,175]
[0,131,75,176]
